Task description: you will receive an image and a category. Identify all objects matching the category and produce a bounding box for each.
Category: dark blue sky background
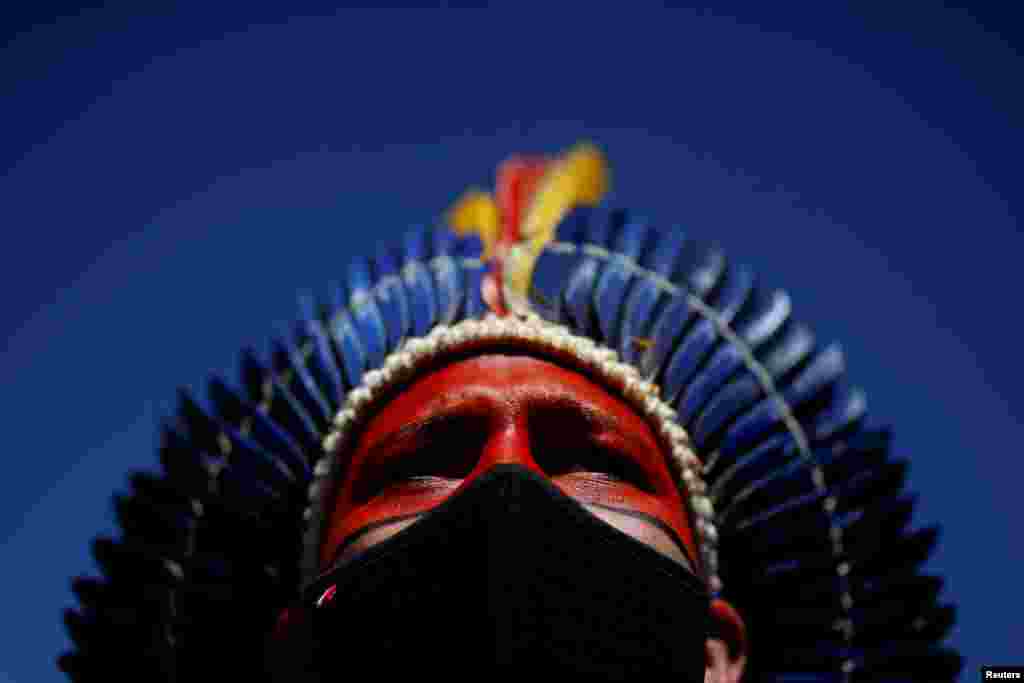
[2,5,1020,681]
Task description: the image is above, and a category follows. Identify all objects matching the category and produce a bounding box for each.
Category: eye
[542,445,655,493]
[351,414,489,503]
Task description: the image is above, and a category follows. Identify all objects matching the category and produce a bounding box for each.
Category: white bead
[692,496,714,519]
[400,339,419,358]
[681,468,698,487]
[363,369,383,389]
[655,402,676,423]
[684,471,706,496]
[703,550,718,574]
[625,376,647,403]
[383,353,402,373]
[333,408,356,430]
[666,422,689,445]
[322,431,341,454]
[674,444,695,466]
[427,326,447,343]
[699,520,719,543]
[439,327,459,345]
[405,338,426,356]
[642,395,661,417]
[313,458,331,477]
[348,386,371,410]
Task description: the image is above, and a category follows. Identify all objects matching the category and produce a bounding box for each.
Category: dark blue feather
[207,376,308,479]
[662,318,720,406]
[677,344,747,420]
[562,210,617,338]
[216,425,297,489]
[709,432,795,502]
[240,349,321,455]
[270,337,331,432]
[761,323,817,379]
[618,278,670,366]
[640,225,690,275]
[639,295,698,380]
[372,247,412,348]
[712,345,845,454]
[325,309,366,388]
[294,316,346,411]
[593,214,652,348]
[682,366,762,442]
[527,210,593,323]
[429,253,462,326]
[810,385,867,443]
[346,257,389,370]
[679,245,727,298]
[452,233,486,318]
[736,290,791,348]
[400,228,439,337]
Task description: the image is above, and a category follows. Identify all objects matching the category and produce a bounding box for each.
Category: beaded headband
[305,312,720,591]
[303,144,721,593]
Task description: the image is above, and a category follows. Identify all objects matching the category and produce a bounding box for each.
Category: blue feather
[452,233,486,318]
[430,253,463,326]
[371,248,411,349]
[401,228,439,336]
[325,309,366,389]
[346,257,389,370]
[527,209,594,323]
[593,214,653,348]
[810,386,867,443]
[562,209,617,338]
[270,337,332,432]
[640,294,698,380]
[295,318,346,411]
[713,346,845,454]
[618,277,670,365]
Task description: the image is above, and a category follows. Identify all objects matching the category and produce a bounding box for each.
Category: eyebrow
[360,387,660,472]
[530,394,654,458]
[360,389,493,463]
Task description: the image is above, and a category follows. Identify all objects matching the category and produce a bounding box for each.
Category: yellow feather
[447,189,500,259]
[522,142,609,245]
[507,143,610,298]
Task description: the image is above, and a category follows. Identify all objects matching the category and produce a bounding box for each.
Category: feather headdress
[59,144,960,682]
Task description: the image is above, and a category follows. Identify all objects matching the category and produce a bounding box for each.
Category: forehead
[357,353,662,445]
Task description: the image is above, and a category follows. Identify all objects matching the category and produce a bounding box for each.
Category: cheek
[321,478,461,568]
[321,435,698,570]
[552,475,696,552]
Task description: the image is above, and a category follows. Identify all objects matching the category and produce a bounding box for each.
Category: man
[60,145,960,681]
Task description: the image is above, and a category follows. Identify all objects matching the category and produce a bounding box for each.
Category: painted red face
[320,354,699,573]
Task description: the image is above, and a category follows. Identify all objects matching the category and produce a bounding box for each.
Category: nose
[462,414,547,485]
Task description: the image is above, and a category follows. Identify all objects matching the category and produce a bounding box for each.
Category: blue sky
[2,5,1021,680]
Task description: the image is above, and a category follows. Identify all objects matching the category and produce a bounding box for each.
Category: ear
[705,598,747,683]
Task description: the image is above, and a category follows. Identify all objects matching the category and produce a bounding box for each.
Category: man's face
[319,353,700,574]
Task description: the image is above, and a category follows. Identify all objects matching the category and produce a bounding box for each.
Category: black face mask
[271,465,710,680]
